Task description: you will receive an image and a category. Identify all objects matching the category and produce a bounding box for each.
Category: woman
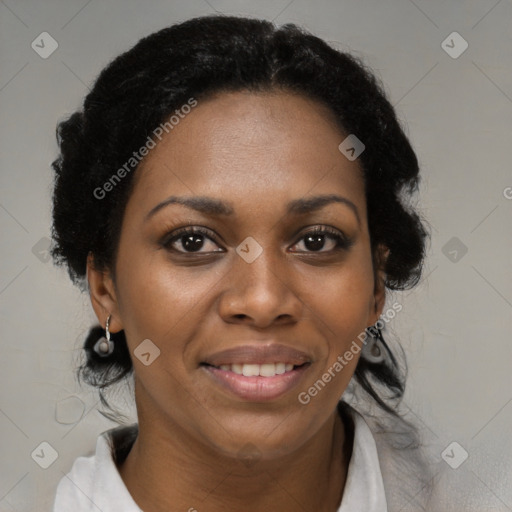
[51,15,433,511]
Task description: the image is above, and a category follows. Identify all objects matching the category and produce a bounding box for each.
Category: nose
[217,249,303,329]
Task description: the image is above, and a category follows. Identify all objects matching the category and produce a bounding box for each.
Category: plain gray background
[1,0,511,510]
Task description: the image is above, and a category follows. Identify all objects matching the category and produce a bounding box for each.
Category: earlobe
[86,252,123,333]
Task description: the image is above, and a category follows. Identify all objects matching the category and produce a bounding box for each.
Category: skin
[87,89,388,512]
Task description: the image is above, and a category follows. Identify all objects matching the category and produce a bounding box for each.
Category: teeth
[218,363,297,377]
[260,363,276,377]
[242,364,260,377]
[232,363,243,374]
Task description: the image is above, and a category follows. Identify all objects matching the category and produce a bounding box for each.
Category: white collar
[53,425,142,512]
[338,409,388,511]
[53,407,387,511]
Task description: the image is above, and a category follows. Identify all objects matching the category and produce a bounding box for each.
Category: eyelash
[161,225,353,254]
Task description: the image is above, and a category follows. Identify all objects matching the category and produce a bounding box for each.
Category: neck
[118,393,353,512]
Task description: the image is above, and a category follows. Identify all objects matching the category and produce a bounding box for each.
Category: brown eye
[162,227,224,254]
[290,227,353,253]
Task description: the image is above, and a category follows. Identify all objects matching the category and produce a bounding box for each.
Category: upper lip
[202,343,312,367]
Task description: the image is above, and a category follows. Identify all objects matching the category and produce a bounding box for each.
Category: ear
[86,252,123,333]
[368,244,389,325]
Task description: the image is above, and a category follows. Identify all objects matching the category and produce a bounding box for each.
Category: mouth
[200,360,312,401]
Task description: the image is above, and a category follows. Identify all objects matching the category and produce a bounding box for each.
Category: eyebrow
[145,193,360,225]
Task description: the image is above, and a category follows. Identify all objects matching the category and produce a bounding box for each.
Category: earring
[361,325,386,364]
[93,314,114,357]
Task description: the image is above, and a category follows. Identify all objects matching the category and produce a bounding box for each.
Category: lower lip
[202,364,311,401]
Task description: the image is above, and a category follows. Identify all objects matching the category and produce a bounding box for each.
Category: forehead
[129,90,366,218]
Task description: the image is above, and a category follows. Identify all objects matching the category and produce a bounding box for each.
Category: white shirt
[53,408,387,511]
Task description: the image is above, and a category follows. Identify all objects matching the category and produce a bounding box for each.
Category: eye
[161,226,224,254]
[161,225,353,255]
[290,226,353,253]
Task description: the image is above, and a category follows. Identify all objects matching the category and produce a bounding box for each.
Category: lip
[202,363,311,401]
[200,343,313,401]
[202,343,312,366]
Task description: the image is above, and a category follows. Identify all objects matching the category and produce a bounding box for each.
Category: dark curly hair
[50,15,430,425]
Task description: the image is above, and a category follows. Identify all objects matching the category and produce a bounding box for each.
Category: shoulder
[52,424,139,512]
[355,405,447,511]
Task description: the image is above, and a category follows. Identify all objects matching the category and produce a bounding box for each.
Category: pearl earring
[93,314,114,356]
[361,325,386,364]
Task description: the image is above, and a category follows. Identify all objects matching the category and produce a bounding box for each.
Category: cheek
[302,251,375,333]
[298,250,374,382]
[115,239,220,327]
[113,247,212,405]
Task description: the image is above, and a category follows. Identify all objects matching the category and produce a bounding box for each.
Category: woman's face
[89,90,386,459]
